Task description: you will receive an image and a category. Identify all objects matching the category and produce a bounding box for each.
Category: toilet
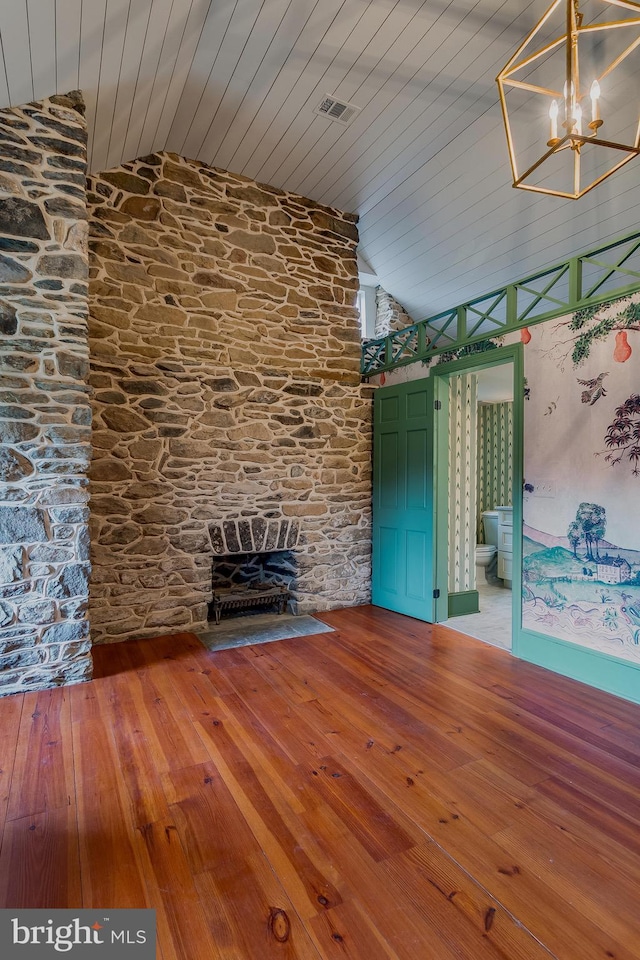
[476,510,499,581]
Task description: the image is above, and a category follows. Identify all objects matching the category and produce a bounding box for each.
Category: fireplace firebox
[208,548,296,624]
[207,518,300,625]
[209,582,290,625]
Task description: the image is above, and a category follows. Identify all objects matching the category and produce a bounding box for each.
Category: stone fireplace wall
[87,153,372,643]
[0,93,92,695]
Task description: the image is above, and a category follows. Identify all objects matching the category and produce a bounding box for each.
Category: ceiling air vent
[315,94,360,125]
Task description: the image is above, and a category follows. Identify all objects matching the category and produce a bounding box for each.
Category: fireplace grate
[209,582,290,625]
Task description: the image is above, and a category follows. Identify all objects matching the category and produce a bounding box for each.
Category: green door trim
[431,344,524,653]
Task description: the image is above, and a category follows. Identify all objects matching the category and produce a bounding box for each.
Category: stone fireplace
[87,153,373,644]
[0,100,374,696]
[208,517,300,621]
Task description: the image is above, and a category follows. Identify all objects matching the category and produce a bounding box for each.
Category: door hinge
[434,400,442,410]
[433,588,440,599]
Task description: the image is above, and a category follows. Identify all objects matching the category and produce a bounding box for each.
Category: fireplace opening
[208,550,297,624]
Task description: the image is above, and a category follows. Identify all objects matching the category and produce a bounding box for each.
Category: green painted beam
[362,229,640,376]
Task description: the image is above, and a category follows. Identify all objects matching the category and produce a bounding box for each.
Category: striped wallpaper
[448,373,477,594]
[477,402,513,541]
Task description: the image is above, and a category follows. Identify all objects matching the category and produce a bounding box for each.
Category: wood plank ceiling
[1,0,639,323]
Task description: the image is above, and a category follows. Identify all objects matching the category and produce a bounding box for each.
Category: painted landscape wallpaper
[522,294,640,662]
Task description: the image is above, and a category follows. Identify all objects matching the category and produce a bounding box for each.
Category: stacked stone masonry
[88,153,372,643]
[209,518,300,556]
[374,286,412,338]
[0,93,92,696]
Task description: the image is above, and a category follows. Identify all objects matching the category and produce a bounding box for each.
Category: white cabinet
[496,506,513,587]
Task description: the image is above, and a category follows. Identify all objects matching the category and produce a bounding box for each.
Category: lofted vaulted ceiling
[1,0,639,323]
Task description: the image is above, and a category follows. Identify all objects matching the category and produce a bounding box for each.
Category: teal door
[372,379,437,621]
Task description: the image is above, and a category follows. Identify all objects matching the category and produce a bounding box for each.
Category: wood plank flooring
[1,604,640,959]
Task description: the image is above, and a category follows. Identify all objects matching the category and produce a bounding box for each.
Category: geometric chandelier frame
[497,0,640,198]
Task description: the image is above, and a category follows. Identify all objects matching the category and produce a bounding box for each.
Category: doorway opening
[433,346,523,653]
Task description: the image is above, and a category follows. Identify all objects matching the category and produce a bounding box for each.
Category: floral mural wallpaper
[522,294,640,662]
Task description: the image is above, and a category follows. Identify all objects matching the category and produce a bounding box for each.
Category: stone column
[0,92,92,696]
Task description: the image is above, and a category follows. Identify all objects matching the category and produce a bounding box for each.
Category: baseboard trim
[448,590,480,617]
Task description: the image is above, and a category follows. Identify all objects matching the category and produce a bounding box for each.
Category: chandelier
[496,0,640,198]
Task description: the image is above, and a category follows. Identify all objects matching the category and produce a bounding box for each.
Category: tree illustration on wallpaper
[567,299,639,365]
[523,297,640,662]
[524,499,640,658]
[567,520,581,558]
[541,297,640,478]
[600,394,640,476]
[566,503,607,561]
[547,297,639,370]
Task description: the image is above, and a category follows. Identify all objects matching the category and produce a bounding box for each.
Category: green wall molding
[448,590,480,618]
[362,229,640,376]
[518,629,640,706]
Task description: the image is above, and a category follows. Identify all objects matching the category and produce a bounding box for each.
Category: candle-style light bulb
[562,79,576,132]
[549,99,559,141]
[573,101,583,136]
[590,79,601,123]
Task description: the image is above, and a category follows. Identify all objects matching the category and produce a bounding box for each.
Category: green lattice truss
[361,231,640,376]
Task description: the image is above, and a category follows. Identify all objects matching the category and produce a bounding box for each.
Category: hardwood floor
[1,604,640,959]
